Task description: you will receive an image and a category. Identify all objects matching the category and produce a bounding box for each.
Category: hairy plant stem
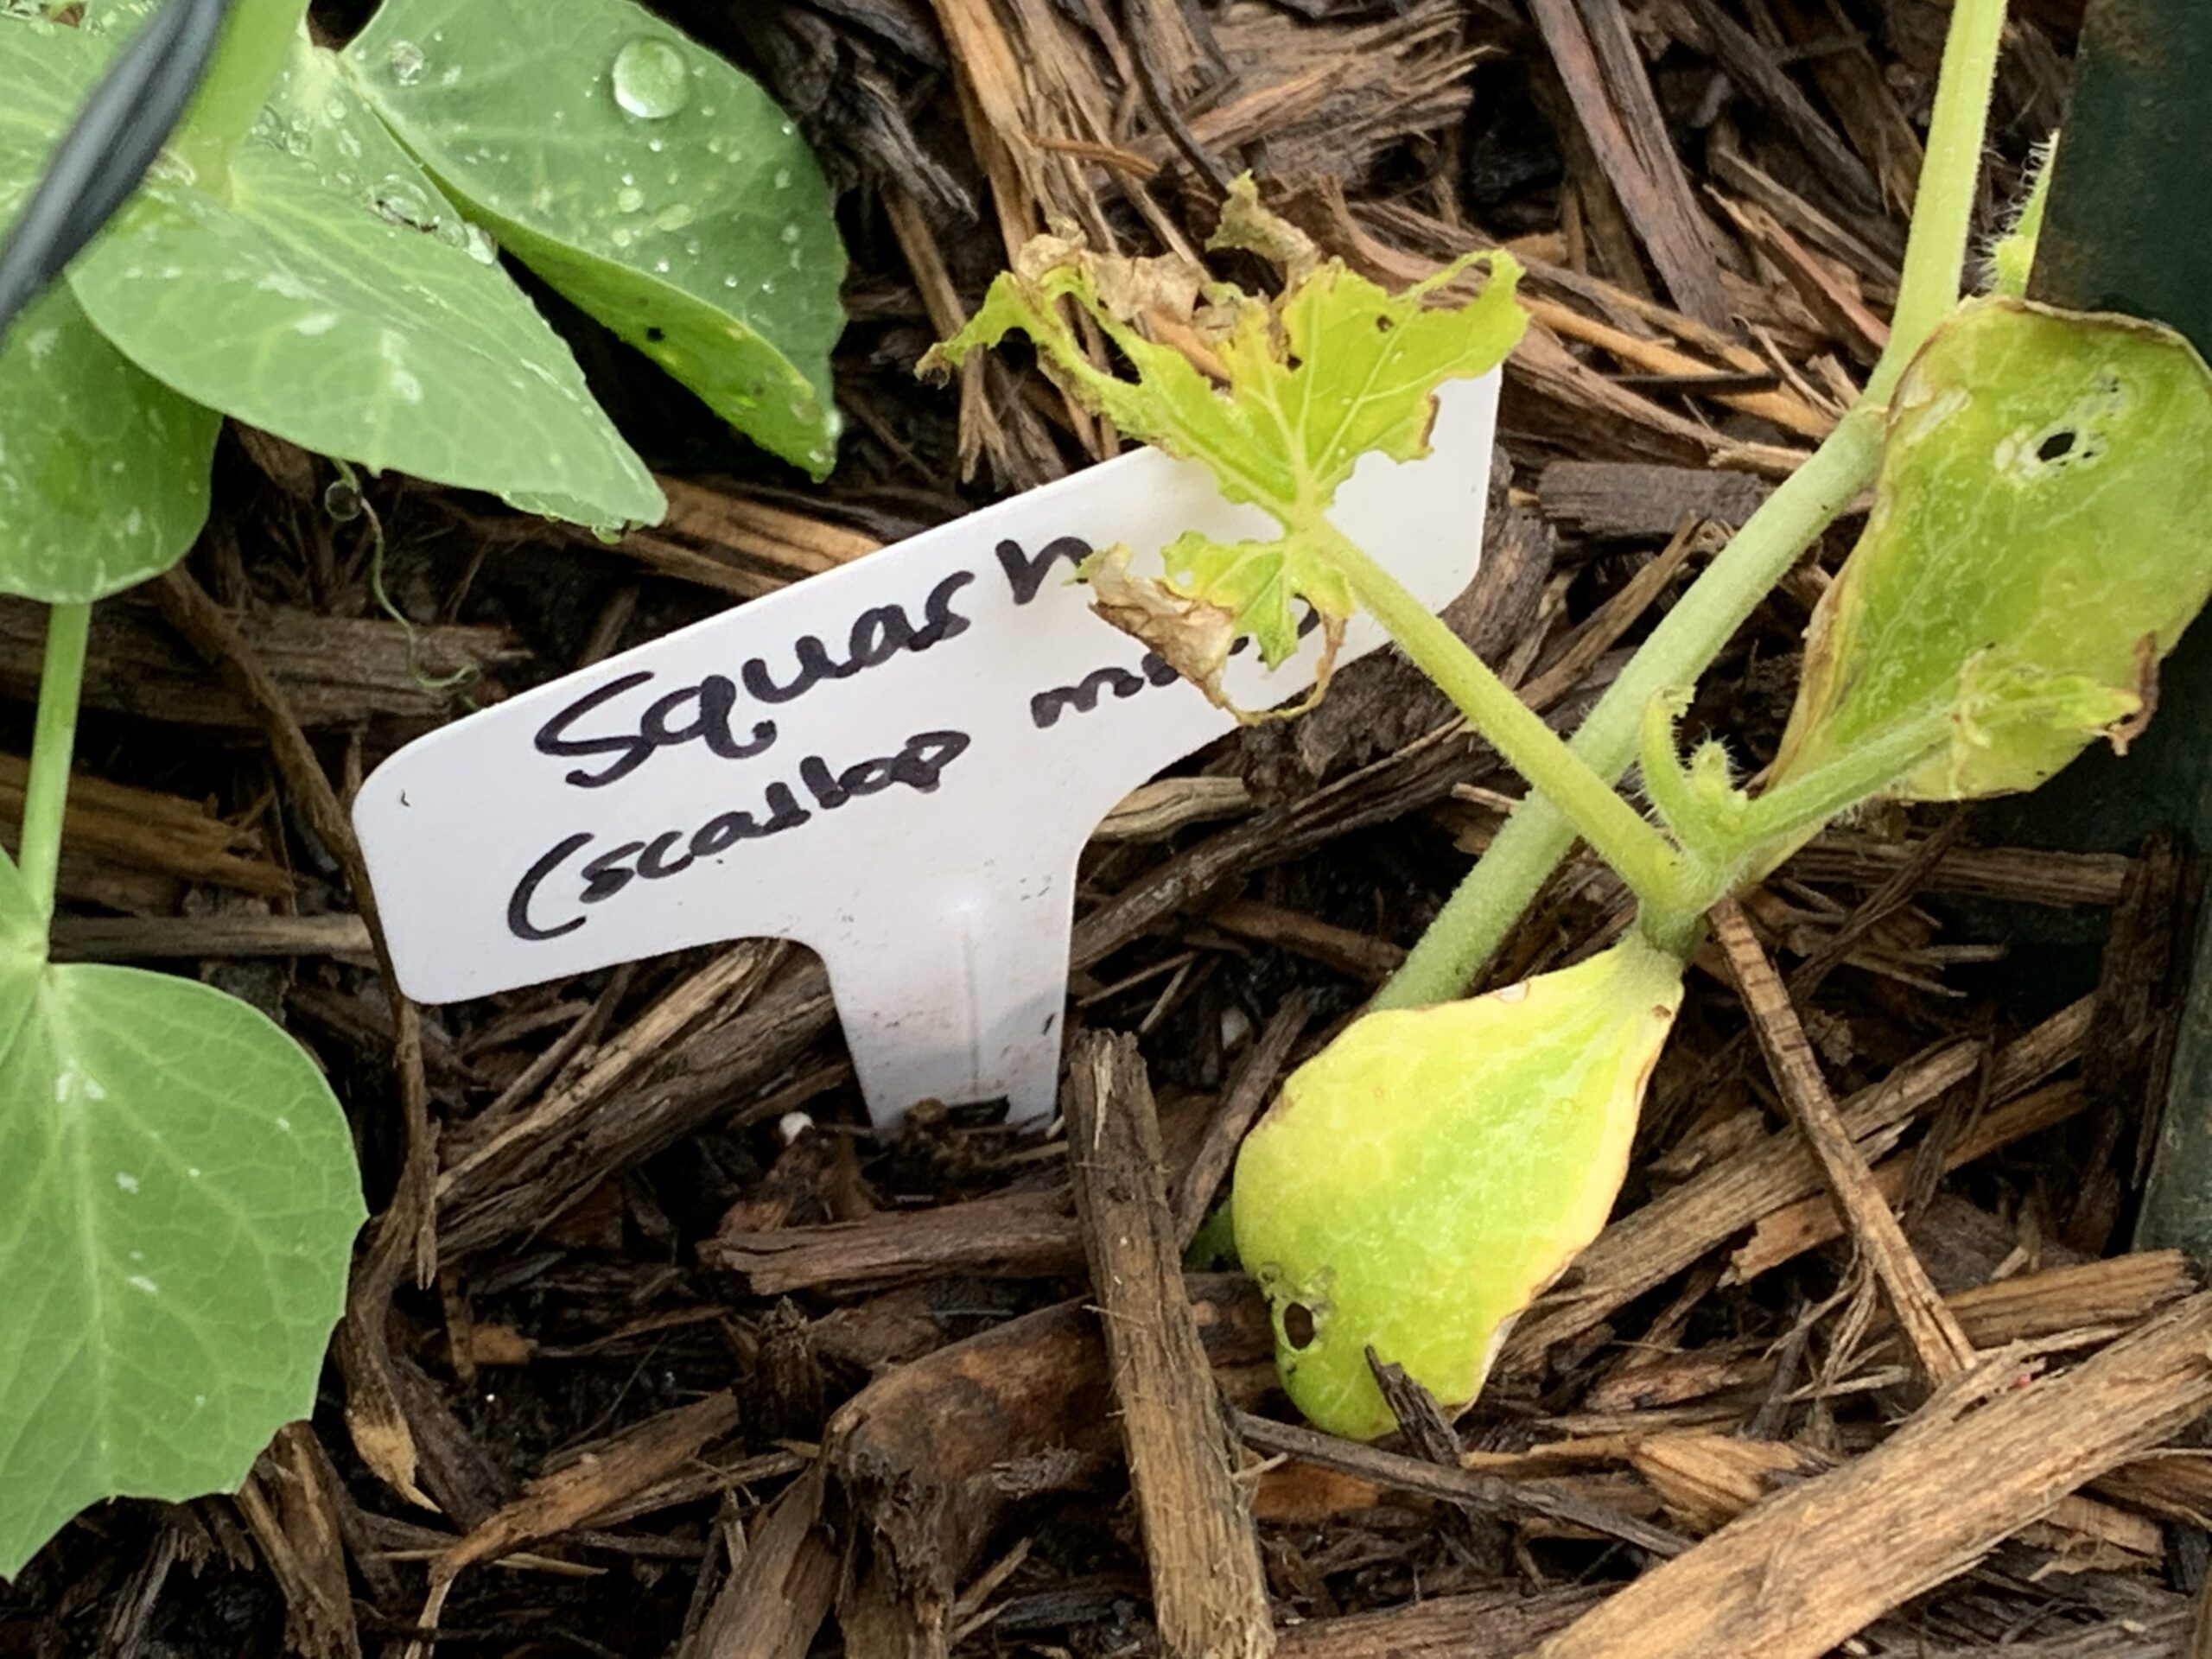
[1372,0,2013,1009]
[20,602,90,929]
[1322,523,1687,924]
[1646,702,1955,919]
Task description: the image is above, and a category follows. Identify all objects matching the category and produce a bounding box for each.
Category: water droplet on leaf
[615,185,645,213]
[385,39,426,86]
[611,37,690,119]
[370,176,439,232]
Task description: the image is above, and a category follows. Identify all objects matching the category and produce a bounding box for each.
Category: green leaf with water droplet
[339,0,847,480]
[0,845,364,1581]
[1772,297,2212,802]
[0,284,220,603]
[22,29,664,531]
[1232,934,1683,1440]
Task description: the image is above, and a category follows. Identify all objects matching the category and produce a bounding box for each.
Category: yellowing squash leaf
[1231,934,1683,1440]
[924,181,1525,697]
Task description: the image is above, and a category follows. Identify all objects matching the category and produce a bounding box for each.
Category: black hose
[0,0,238,340]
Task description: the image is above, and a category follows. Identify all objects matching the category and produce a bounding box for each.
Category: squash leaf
[1772,297,2212,803]
[1232,933,1683,1440]
[925,181,1525,702]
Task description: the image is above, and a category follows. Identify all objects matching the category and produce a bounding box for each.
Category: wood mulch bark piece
[1713,896,1977,1383]
[1531,1294,2212,1659]
[9,3,2201,1658]
[1065,1033,1273,1659]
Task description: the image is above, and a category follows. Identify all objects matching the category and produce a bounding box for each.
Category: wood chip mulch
[13,2,2209,1657]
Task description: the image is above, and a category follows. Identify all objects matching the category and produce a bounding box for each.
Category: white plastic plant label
[353,372,1500,1129]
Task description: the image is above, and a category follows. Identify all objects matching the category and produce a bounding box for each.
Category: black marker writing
[505,730,972,942]
[533,571,973,790]
[1030,653,1180,728]
[508,834,594,941]
[741,569,975,703]
[995,536,1091,606]
[536,671,779,790]
[1026,604,1327,731]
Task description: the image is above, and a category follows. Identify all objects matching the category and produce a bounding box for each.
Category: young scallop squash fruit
[1771,297,2212,804]
[1232,932,1685,1440]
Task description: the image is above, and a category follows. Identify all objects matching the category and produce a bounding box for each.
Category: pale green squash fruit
[1232,932,1684,1440]
[1771,297,2212,803]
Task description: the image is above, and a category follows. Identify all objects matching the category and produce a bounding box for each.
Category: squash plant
[0,0,842,1577]
[938,0,2212,1437]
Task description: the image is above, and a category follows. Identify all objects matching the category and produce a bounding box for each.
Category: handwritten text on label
[353,372,1503,1129]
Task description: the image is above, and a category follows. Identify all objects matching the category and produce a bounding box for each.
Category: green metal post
[2029,0,2212,1257]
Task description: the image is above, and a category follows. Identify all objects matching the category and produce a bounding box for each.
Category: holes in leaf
[2002,412,2113,481]
[645,326,666,342]
[1282,1301,1317,1349]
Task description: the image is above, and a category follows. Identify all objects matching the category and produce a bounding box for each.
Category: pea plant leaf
[0,14,221,602]
[1771,297,2212,803]
[0,12,109,226]
[926,183,1526,707]
[0,852,364,1581]
[1231,934,1683,1440]
[0,284,221,603]
[20,25,665,532]
[340,0,848,480]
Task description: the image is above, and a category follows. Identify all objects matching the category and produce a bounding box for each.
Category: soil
[14,1,2212,1656]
